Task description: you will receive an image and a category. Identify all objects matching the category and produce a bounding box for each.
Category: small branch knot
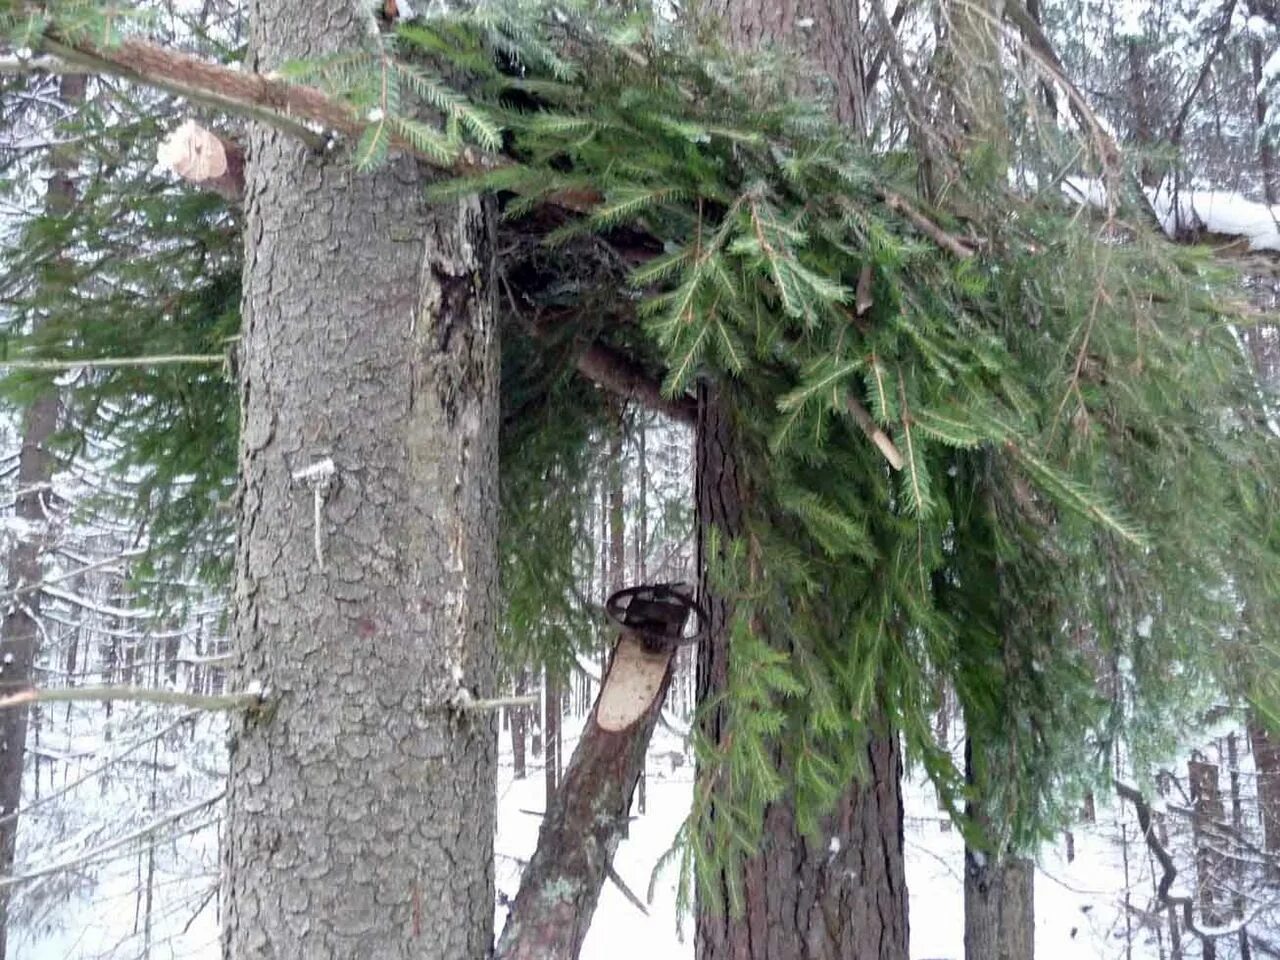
[292,457,337,569]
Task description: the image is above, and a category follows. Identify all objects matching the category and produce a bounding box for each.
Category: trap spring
[604,582,708,652]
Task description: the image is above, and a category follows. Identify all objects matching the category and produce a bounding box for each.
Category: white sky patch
[1114,0,1146,38]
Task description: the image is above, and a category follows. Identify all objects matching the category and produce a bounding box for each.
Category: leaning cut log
[495,583,700,960]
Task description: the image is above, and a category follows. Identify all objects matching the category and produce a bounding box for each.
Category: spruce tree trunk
[695,391,908,960]
[964,728,1034,960]
[1189,758,1228,929]
[0,71,84,960]
[546,671,561,805]
[692,4,908,958]
[220,4,499,957]
[964,850,1034,960]
[947,5,1037,953]
[1249,716,1280,856]
[512,669,528,780]
[705,0,869,132]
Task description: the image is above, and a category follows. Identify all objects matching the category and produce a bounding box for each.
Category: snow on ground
[496,717,694,960]
[903,774,1171,960]
[499,711,1192,960]
[1062,176,1280,252]
[17,698,1231,958]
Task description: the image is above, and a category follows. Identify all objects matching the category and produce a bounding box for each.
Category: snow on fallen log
[1063,175,1280,252]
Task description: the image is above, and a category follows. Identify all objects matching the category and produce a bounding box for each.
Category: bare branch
[0,792,223,889]
[0,354,224,372]
[0,54,92,75]
[448,693,539,712]
[847,395,905,470]
[1114,779,1269,950]
[0,711,200,829]
[0,549,144,606]
[1168,0,1239,148]
[0,685,265,712]
[880,191,976,259]
[572,340,697,426]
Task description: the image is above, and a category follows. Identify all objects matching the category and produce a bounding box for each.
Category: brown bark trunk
[1125,40,1159,186]
[1249,2,1279,205]
[695,390,907,960]
[0,70,84,960]
[1249,716,1280,856]
[693,3,908,956]
[1227,735,1253,957]
[496,593,690,960]
[220,3,499,956]
[948,0,1008,153]
[964,853,1034,960]
[1189,758,1228,929]
[546,671,562,806]
[703,0,869,135]
[512,669,528,780]
[963,734,1034,960]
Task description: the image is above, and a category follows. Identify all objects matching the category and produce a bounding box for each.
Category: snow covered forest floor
[17,691,1270,959]
[496,712,1274,960]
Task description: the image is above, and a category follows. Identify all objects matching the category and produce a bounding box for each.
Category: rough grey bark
[220,3,499,958]
[695,391,908,960]
[0,70,84,960]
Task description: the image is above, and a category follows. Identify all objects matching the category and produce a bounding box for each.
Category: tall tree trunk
[220,4,499,956]
[0,70,84,959]
[496,587,691,960]
[695,391,908,960]
[1226,735,1253,959]
[705,0,869,134]
[964,853,1034,960]
[1189,758,1228,932]
[692,4,908,958]
[964,733,1034,960]
[1248,1,1278,205]
[947,5,1036,953]
[512,669,528,780]
[545,669,561,806]
[1250,716,1280,857]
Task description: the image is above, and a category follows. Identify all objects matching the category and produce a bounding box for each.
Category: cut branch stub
[595,638,670,733]
[157,120,246,201]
